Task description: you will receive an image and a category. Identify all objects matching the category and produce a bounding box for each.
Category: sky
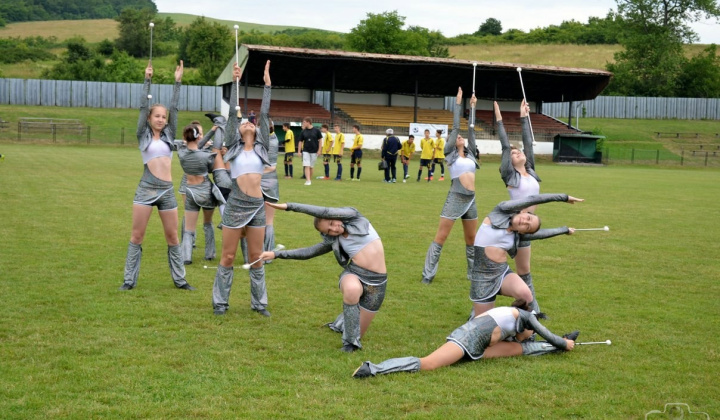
[154,0,720,43]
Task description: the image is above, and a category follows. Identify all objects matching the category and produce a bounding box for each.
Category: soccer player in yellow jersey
[433,129,446,181]
[282,123,295,178]
[418,129,435,182]
[400,135,416,182]
[332,124,345,180]
[350,125,363,181]
[319,124,333,180]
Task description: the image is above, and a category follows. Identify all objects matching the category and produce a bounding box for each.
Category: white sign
[409,123,449,137]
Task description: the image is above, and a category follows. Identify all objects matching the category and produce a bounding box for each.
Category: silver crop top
[230,149,264,178]
[338,223,380,259]
[450,156,476,179]
[141,139,172,164]
[508,174,540,200]
[474,222,515,251]
[487,306,517,338]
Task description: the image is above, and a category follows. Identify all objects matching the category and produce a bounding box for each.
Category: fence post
[705,151,709,167]
[681,148,684,166]
[121,127,124,145]
[656,149,660,164]
[631,148,635,164]
[52,124,56,143]
[17,121,21,142]
[87,126,90,144]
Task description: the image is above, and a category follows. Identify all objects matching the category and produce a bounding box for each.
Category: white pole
[234,25,240,112]
[148,22,154,63]
[517,67,537,146]
[470,62,477,128]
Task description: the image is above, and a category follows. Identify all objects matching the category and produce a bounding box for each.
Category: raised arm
[517,310,569,350]
[519,99,536,170]
[197,127,215,149]
[496,101,515,183]
[256,60,272,150]
[136,62,153,138]
[495,193,571,214]
[520,226,570,242]
[274,239,333,261]
[444,87,463,155]
[224,64,243,151]
[285,202,361,220]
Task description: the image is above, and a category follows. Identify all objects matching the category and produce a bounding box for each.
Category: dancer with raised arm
[421,88,480,285]
[119,61,196,291]
[352,299,578,378]
[212,60,273,317]
[259,202,388,353]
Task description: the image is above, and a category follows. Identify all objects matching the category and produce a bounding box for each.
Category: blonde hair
[148,104,167,118]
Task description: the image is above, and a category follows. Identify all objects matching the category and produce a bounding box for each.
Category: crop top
[141,139,172,164]
[230,149,264,178]
[450,156,476,179]
[338,223,380,259]
[474,222,515,251]
[487,306,517,338]
[508,174,540,200]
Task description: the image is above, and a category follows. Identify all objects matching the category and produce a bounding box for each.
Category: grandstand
[335,103,470,134]
[239,99,333,124]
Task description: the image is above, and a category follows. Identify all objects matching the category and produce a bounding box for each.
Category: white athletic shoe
[403,179,406,183]
[304,181,311,186]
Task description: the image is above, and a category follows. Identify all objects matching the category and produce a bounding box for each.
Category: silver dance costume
[274,203,388,350]
[470,194,571,304]
[422,100,480,284]
[122,78,191,290]
[212,82,273,315]
[261,132,280,254]
[353,306,570,378]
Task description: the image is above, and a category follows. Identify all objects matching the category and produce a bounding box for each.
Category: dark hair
[511,299,530,310]
[321,124,329,129]
[183,124,200,142]
[409,135,414,139]
[283,123,290,128]
[353,124,360,130]
[190,120,201,125]
[303,116,312,124]
[313,217,322,231]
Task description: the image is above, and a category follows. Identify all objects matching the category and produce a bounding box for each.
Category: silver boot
[519,273,541,315]
[521,341,562,356]
[341,303,362,351]
[120,242,142,290]
[168,244,194,289]
[181,230,195,264]
[263,225,275,264]
[212,265,234,314]
[353,357,420,378]
[326,313,344,333]
[421,241,443,284]
[249,266,270,316]
[203,223,215,260]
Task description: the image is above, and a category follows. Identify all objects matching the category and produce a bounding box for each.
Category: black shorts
[420,158,432,167]
[333,155,342,164]
[284,152,294,163]
[322,153,332,164]
[351,150,363,164]
[433,158,444,164]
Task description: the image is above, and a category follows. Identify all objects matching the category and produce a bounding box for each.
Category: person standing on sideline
[433,129,446,181]
[332,124,345,180]
[282,123,295,179]
[298,117,322,186]
[319,124,333,180]
[417,129,435,182]
[350,125,364,181]
[381,128,402,183]
[400,135,416,182]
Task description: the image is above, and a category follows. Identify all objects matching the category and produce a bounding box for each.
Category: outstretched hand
[493,101,502,121]
[266,202,287,210]
[175,60,184,83]
[567,196,584,204]
[145,61,153,79]
[233,63,244,81]
[470,93,477,108]
[456,87,463,105]
[263,60,271,86]
[259,251,276,262]
[520,99,530,118]
[567,228,576,235]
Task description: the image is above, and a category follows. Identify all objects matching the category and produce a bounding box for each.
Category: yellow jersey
[352,134,363,150]
[332,133,345,155]
[420,138,435,160]
[401,140,416,158]
[283,130,295,153]
[321,133,333,154]
[434,137,445,159]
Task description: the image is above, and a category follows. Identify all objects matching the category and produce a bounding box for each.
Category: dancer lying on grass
[353,298,578,378]
[259,202,387,353]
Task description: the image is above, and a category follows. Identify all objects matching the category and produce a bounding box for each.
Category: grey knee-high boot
[421,241,443,284]
[353,357,421,378]
[264,225,275,253]
[521,341,562,356]
[240,237,249,265]
[465,245,475,280]
[203,223,215,260]
[167,244,190,288]
[212,265,234,313]
[121,242,142,289]
[342,303,362,350]
[249,266,268,311]
[182,231,195,264]
[326,313,344,333]
[519,273,540,314]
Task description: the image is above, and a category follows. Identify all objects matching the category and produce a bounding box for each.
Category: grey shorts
[133,166,178,211]
[178,173,187,194]
[261,172,279,203]
[302,152,318,167]
[338,264,387,312]
[469,247,513,303]
[221,182,266,229]
[446,314,499,360]
[184,180,223,212]
[440,191,477,221]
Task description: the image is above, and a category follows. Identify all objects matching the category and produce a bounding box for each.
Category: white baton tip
[203,265,208,269]
[149,22,154,28]
[604,226,610,231]
[242,263,251,270]
[233,24,239,29]
[606,340,612,345]
[235,105,241,111]
[147,94,152,99]
[516,67,522,72]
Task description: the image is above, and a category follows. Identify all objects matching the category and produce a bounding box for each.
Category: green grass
[157,13,324,33]
[0,143,719,418]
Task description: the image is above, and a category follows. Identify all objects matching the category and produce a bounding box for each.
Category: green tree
[115,8,177,58]
[346,11,407,54]
[677,44,720,97]
[476,18,502,36]
[178,17,233,85]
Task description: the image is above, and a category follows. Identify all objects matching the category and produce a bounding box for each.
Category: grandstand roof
[217,44,612,103]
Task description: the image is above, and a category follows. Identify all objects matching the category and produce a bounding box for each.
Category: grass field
[0,143,718,418]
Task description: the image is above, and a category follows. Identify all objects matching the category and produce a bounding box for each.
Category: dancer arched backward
[259,202,388,353]
[470,193,582,317]
[352,299,577,378]
[212,60,273,317]
[422,88,480,285]
[119,61,195,291]
[496,100,543,312]
[177,123,227,264]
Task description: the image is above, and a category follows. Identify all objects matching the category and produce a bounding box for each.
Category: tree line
[0,0,156,26]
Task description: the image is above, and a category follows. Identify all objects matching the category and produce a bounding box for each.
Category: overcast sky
[155,0,720,43]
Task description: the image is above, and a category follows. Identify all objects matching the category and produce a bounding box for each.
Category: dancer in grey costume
[261,123,280,256]
[496,100,544,313]
[470,193,582,318]
[119,61,195,291]
[259,202,388,353]
[353,299,578,378]
[212,61,273,317]
[422,88,480,285]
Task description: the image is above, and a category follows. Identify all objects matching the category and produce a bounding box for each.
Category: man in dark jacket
[381,128,402,183]
[298,117,323,185]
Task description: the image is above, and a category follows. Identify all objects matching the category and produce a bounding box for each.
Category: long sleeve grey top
[516,309,567,349]
[223,81,271,166]
[444,100,479,169]
[487,193,571,257]
[136,78,181,152]
[274,203,373,268]
[174,140,216,176]
[498,117,541,187]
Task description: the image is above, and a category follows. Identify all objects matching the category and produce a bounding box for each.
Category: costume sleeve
[224,82,240,151]
[136,78,151,139]
[520,226,570,242]
[468,115,477,160]
[286,202,360,220]
[498,120,514,185]
[518,310,567,349]
[197,130,214,149]
[275,239,333,260]
[520,116,536,170]
[496,193,569,214]
[444,102,462,155]
[167,81,181,143]
[257,85,272,150]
